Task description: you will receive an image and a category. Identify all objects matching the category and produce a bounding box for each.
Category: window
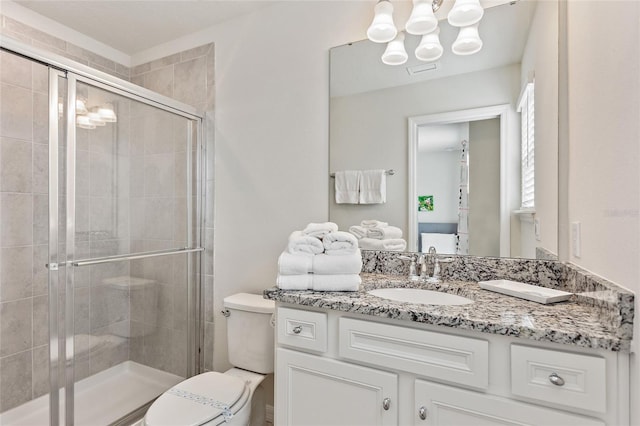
[518,82,535,209]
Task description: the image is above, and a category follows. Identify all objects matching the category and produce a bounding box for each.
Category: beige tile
[0,83,33,141]
[32,245,48,297]
[142,66,173,99]
[89,151,114,197]
[0,137,32,193]
[0,350,32,411]
[32,142,48,194]
[90,284,129,331]
[1,193,33,247]
[143,198,174,240]
[32,295,48,347]
[204,321,214,371]
[206,47,215,89]
[143,112,175,154]
[174,57,206,107]
[144,153,174,197]
[32,63,48,94]
[174,150,187,198]
[180,44,212,62]
[0,298,33,356]
[204,275,214,323]
[148,53,181,72]
[170,329,187,377]
[131,62,151,77]
[173,198,187,243]
[75,149,90,196]
[115,63,131,78]
[32,92,48,145]
[32,344,49,398]
[89,196,113,238]
[74,287,90,335]
[31,193,47,246]
[0,246,33,302]
[0,50,32,89]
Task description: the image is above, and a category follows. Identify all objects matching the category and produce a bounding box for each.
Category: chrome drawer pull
[292,326,302,334]
[418,406,427,420]
[549,372,565,386]
[382,398,391,411]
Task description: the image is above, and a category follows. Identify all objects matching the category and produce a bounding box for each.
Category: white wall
[565,1,640,424]
[417,150,459,224]
[203,1,373,373]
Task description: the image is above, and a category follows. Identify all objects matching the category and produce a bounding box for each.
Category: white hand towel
[276,274,312,290]
[334,170,361,204]
[358,238,407,252]
[302,222,339,239]
[313,250,362,275]
[287,231,325,256]
[348,225,367,239]
[278,252,313,275]
[323,231,359,255]
[359,170,386,204]
[312,274,361,292]
[361,219,388,228]
[367,226,403,240]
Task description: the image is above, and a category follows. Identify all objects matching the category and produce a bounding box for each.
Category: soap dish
[478,279,572,304]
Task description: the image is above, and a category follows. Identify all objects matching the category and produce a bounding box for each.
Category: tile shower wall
[131,44,216,371]
[0,50,51,411]
[1,16,216,409]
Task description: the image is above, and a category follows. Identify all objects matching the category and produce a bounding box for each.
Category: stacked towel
[287,231,324,256]
[277,224,363,292]
[350,219,407,252]
[301,222,338,239]
[358,238,407,252]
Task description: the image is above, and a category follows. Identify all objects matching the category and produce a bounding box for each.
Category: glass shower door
[56,74,203,425]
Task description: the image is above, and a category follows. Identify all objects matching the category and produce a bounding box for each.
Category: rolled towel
[312,274,361,292]
[367,226,403,240]
[287,231,324,256]
[313,250,363,275]
[276,274,312,290]
[302,222,339,238]
[278,252,313,275]
[323,231,359,255]
[358,238,407,252]
[348,225,367,239]
[361,219,388,228]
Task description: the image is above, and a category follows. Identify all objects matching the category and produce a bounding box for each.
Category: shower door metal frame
[1,37,206,426]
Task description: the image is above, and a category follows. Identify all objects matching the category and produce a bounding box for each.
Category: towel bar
[330,169,395,178]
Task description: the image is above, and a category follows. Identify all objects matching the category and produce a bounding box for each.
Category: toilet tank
[223,293,275,374]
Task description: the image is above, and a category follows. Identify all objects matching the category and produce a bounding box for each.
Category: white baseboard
[266,404,274,424]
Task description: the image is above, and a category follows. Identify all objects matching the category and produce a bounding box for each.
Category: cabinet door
[276,348,398,426]
[414,380,605,426]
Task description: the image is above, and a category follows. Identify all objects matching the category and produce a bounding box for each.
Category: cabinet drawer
[510,344,607,413]
[339,318,489,390]
[277,307,327,353]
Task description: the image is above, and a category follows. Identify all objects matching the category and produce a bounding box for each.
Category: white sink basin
[368,288,474,306]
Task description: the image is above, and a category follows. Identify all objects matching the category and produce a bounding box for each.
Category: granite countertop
[264,273,631,352]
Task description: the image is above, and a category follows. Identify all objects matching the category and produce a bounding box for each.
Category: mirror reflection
[329,0,558,260]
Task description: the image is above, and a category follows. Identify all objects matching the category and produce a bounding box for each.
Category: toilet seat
[144,372,250,426]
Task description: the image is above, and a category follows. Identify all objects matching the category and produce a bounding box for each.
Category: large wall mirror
[329,0,559,260]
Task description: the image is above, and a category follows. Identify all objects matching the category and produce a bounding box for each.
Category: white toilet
[144,293,275,426]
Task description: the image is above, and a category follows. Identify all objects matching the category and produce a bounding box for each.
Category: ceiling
[12,0,275,55]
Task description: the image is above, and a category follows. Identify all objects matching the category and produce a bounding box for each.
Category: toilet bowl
[144,293,275,426]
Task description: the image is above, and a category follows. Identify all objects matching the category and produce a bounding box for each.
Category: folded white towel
[359,170,386,204]
[334,170,361,204]
[313,250,362,275]
[276,274,313,290]
[367,226,403,240]
[323,231,359,255]
[312,274,361,292]
[302,222,339,239]
[358,238,407,252]
[361,219,388,228]
[348,225,367,239]
[278,252,313,275]
[287,231,325,256]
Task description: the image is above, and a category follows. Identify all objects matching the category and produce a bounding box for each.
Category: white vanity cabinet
[274,305,629,426]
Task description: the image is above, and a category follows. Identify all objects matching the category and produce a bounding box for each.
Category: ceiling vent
[406,63,438,76]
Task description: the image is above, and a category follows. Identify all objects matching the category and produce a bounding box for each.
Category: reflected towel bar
[330,169,395,178]
[46,247,205,269]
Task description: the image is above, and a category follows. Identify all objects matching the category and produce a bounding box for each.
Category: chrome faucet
[426,246,440,283]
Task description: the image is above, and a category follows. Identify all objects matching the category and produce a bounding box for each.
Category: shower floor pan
[0,360,183,426]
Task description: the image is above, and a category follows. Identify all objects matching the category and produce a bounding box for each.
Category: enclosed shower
[0,39,205,425]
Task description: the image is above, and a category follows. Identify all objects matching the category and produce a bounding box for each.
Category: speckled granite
[266,251,634,352]
[536,247,559,261]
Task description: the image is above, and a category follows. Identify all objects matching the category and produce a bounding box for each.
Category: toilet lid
[145,372,248,426]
